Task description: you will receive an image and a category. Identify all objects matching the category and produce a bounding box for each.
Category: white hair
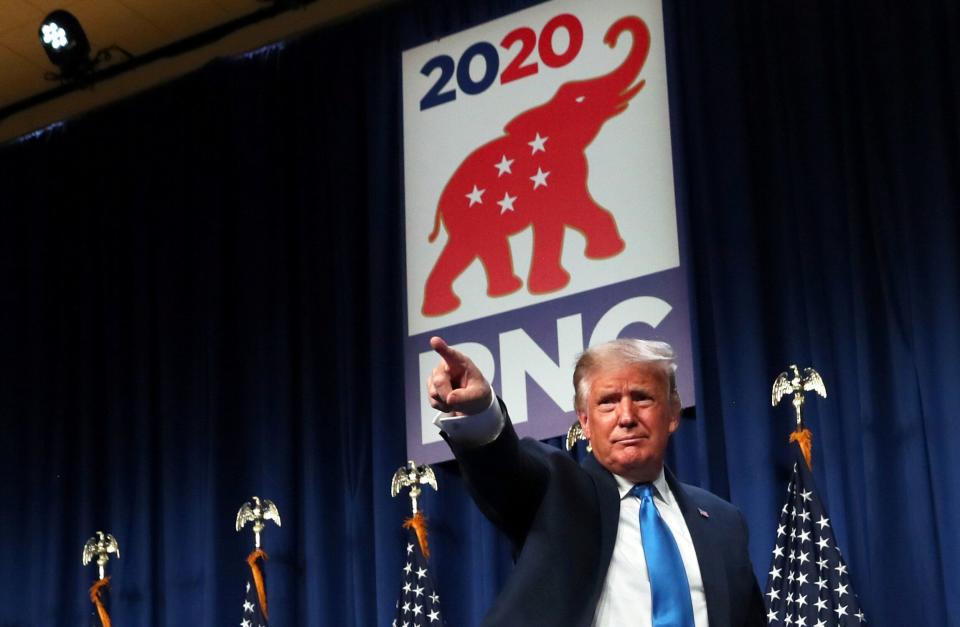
[572,339,678,412]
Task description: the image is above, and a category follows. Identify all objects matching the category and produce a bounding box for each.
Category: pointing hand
[426,336,494,416]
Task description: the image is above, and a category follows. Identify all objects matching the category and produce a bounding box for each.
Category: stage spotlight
[39,10,93,80]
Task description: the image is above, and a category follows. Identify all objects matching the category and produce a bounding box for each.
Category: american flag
[393,521,444,627]
[765,443,866,626]
[240,567,269,627]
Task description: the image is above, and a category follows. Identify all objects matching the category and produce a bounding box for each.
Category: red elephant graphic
[421,15,651,317]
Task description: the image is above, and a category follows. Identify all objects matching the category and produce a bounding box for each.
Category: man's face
[577,361,680,483]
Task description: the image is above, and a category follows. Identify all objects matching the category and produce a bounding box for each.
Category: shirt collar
[612,467,673,506]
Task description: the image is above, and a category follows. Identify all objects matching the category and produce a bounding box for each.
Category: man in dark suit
[426,336,766,627]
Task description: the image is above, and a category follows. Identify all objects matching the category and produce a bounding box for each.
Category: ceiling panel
[0,0,42,34]
[23,0,83,12]
[69,0,167,55]
[0,44,41,97]
[117,0,233,37]
[0,14,50,75]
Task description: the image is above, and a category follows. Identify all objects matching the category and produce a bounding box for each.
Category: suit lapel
[666,469,730,627]
[581,454,620,614]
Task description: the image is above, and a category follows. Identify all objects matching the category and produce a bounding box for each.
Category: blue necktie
[631,484,695,627]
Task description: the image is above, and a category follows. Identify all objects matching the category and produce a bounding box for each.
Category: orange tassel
[790,427,813,470]
[403,512,430,559]
[89,577,112,627]
[246,549,270,620]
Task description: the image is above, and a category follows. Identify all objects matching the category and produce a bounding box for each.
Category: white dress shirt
[436,399,709,627]
[592,471,708,627]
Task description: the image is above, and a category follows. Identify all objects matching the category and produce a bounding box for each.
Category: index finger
[430,336,467,374]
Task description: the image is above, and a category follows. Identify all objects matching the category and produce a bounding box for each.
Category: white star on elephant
[497,193,517,214]
[465,185,485,206]
[530,168,550,189]
[494,155,514,176]
[528,133,548,154]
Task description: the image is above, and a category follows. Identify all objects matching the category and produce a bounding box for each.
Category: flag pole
[764,365,867,624]
[771,364,827,469]
[236,496,281,623]
[391,460,438,555]
[391,460,446,625]
[82,531,119,627]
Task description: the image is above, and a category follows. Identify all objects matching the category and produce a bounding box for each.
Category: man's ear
[667,392,681,434]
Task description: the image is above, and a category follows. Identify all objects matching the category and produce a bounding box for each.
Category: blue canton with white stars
[393,526,444,627]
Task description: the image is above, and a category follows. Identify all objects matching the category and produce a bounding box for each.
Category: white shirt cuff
[433,395,504,447]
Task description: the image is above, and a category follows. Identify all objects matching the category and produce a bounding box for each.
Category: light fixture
[38,10,93,80]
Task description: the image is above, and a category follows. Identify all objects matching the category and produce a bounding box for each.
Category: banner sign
[401,0,693,464]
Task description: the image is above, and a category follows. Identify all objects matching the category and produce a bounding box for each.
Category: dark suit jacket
[445,405,766,627]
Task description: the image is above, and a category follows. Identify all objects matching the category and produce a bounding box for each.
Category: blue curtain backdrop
[0,0,957,625]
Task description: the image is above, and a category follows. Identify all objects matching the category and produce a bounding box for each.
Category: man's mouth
[614,435,648,445]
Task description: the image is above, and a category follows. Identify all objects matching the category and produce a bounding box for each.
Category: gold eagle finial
[772,364,827,429]
[391,460,437,515]
[565,420,591,453]
[236,496,282,550]
[82,531,120,581]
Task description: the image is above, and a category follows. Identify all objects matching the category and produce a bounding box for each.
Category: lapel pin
[698,508,710,519]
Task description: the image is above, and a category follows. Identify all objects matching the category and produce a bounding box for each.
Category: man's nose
[616,397,637,425]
